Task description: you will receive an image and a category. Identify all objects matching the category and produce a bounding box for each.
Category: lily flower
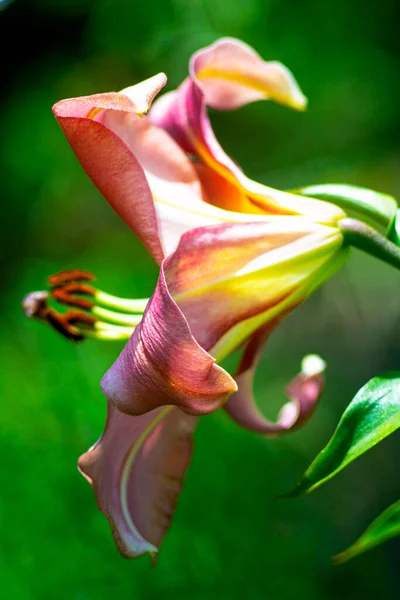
[25,212,346,559]
[23,38,400,561]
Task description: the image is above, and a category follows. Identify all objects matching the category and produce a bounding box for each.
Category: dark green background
[1,0,400,598]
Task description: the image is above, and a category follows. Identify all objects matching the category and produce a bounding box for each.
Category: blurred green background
[1,0,400,598]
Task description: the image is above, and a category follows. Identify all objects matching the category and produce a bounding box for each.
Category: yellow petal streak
[120,406,173,555]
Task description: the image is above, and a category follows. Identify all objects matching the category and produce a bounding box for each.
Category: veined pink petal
[101,260,237,417]
[102,219,343,418]
[97,106,222,256]
[165,220,343,351]
[53,79,165,263]
[78,402,197,558]
[224,326,326,435]
[53,73,216,261]
[191,37,307,111]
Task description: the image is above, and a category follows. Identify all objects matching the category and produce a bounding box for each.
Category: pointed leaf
[286,372,400,496]
[333,500,400,564]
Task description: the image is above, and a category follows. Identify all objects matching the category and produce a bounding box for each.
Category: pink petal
[164,220,341,351]
[224,326,326,435]
[98,104,213,256]
[78,402,197,558]
[101,260,237,417]
[184,80,343,222]
[148,88,192,155]
[191,37,307,111]
[150,37,306,139]
[53,73,209,261]
[53,91,163,263]
[102,217,340,418]
[151,43,343,224]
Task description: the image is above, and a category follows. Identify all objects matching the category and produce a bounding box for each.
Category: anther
[22,290,96,342]
[51,282,95,309]
[45,309,96,342]
[48,269,96,287]
[23,268,141,342]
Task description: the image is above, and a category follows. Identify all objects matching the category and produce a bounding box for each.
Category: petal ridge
[101,260,237,417]
[79,403,197,558]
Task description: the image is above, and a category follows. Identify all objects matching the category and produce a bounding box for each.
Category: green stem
[339,218,400,271]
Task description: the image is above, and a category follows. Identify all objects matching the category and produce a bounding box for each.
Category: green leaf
[295,184,397,234]
[333,500,400,564]
[285,372,400,496]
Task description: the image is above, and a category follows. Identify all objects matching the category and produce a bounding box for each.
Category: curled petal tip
[258,60,308,111]
[120,72,168,116]
[283,355,326,429]
[224,327,326,435]
[301,354,326,377]
[191,38,307,112]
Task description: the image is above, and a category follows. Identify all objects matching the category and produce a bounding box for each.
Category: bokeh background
[1,0,400,598]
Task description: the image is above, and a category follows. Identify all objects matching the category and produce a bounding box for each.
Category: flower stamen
[47,268,96,287]
[22,291,95,341]
[22,269,148,342]
[51,282,95,310]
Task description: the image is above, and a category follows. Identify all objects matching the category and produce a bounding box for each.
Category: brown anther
[45,309,96,342]
[43,307,94,341]
[48,269,96,287]
[66,311,97,328]
[22,290,96,342]
[44,309,85,341]
[51,282,95,309]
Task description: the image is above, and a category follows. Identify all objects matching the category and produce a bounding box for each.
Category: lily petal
[102,219,344,418]
[54,74,221,260]
[151,50,344,224]
[78,402,197,558]
[53,76,167,263]
[119,73,169,116]
[101,260,237,417]
[191,37,308,111]
[165,219,343,351]
[224,324,326,435]
[194,162,265,215]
